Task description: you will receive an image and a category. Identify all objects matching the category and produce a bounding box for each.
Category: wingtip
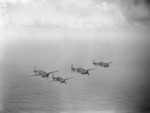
[109,62,112,64]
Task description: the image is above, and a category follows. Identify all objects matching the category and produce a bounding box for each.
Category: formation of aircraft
[50,74,73,84]
[93,60,112,67]
[31,67,59,79]
[30,59,112,84]
[71,64,95,75]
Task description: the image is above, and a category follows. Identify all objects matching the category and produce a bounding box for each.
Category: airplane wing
[30,74,41,76]
[87,68,95,71]
[48,70,59,75]
[64,77,73,80]
[99,62,104,65]
[108,62,112,64]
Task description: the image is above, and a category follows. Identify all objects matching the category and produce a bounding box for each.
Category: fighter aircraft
[31,67,59,79]
[32,67,43,74]
[71,64,95,75]
[93,60,112,67]
[50,74,73,84]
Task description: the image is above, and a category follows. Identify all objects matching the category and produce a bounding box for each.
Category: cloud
[1,0,150,29]
[0,1,9,27]
[0,0,128,29]
[116,0,150,26]
[60,111,115,113]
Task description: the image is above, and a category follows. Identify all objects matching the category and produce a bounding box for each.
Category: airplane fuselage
[51,74,72,84]
[52,77,67,84]
[41,70,59,78]
[32,67,58,79]
[71,66,79,72]
[72,67,89,75]
[37,71,47,77]
[93,61,112,67]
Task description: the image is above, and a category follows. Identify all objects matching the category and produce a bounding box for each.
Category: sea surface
[3,63,150,113]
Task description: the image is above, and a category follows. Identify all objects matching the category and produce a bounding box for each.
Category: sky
[0,0,150,29]
[1,0,150,113]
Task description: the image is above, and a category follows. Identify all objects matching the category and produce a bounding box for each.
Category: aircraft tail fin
[71,64,73,69]
[33,66,36,73]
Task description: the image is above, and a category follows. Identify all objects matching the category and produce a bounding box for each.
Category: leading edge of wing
[30,74,41,76]
[64,77,73,80]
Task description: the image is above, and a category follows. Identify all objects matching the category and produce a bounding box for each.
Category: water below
[3,65,150,113]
